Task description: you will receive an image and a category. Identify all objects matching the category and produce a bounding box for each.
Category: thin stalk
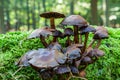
[50,18,55,29]
[95,39,102,48]
[74,26,79,43]
[40,35,48,48]
[82,33,89,53]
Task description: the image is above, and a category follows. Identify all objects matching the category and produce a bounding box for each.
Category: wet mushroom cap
[65,47,81,59]
[70,66,79,75]
[64,28,74,36]
[81,56,92,64]
[61,15,88,28]
[92,49,104,57]
[54,65,70,74]
[93,30,108,39]
[80,26,96,35]
[40,12,65,18]
[28,49,66,69]
[53,30,64,38]
[93,26,108,39]
[28,27,55,39]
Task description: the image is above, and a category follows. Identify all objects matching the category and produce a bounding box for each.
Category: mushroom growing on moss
[61,15,88,44]
[40,12,65,29]
[28,27,55,47]
[80,26,96,53]
[64,28,74,46]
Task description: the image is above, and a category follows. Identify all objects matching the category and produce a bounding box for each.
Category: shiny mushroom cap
[53,30,64,38]
[54,65,70,74]
[92,49,104,57]
[61,15,88,28]
[65,47,81,60]
[40,12,65,18]
[28,27,55,39]
[81,56,92,65]
[64,28,74,36]
[93,26,108,39]
[48,42,62,51]
[15,50,40,67]
[28,49,66,69]
[80,26,96,35]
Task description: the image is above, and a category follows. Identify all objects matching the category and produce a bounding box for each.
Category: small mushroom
[87,26,108,49]
[64,28,74,46]
[80,26,96,53]
[52,30,63,42]
[93,27,108,48]
[81,56,92,65]
[65,47,81,60]
[69,66,79,76]
[28,27,55,47]
[40,12,65,29]
[48,42,62,52]
[54,65,70,75]
[61,15,88,44]
[39,69,53,80]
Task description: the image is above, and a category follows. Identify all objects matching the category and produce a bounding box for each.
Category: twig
[12,66,23,76]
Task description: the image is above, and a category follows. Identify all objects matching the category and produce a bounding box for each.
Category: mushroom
[61,15,88,44]
[28,27,55,47]
[52,30,63,42]
[40,12,65,29]
[93,27,108,48]
[87,26,108,49]
[28,49,66,70]
[80,26,96,53]
[64,28,74,46]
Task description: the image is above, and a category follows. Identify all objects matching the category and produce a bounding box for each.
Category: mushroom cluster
[16,12,108,80]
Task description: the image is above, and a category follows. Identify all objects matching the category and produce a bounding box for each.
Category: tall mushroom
[61,15,88,44]
[80,26,96,53]
[40,12,65,29]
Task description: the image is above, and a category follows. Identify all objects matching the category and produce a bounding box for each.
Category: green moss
[0,28,120,80]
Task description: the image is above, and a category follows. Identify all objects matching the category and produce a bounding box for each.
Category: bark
[91,0,98,25]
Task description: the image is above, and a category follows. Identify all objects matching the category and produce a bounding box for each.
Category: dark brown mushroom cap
[92,49,104,57]
[53,30,64,38]
[15,50,39,67]
[40,12,65,18]
[65,47,81,60]
[93,27,108,39]
[28,27,55,39]
[80,26,96,35]
[48,42,62,52]
[39,69,53,80]
[64,28,74,36]
[28,49,66,69]
[54,65,70,74]
[81,56,92,64]
[70,66,79,75]
[61,15,88,27]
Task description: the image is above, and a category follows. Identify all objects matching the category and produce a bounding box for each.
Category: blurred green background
[0,0,120,33]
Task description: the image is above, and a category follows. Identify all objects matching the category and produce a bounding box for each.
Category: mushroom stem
[50,18,55,29]
[40,35,48,48]
[87,39,95,48]
[74,26,79,43]
[53,37,57,42]
[79,34,82,44]
[95,39,102,48]
[65,36,71,47]
[82,33,89,53]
